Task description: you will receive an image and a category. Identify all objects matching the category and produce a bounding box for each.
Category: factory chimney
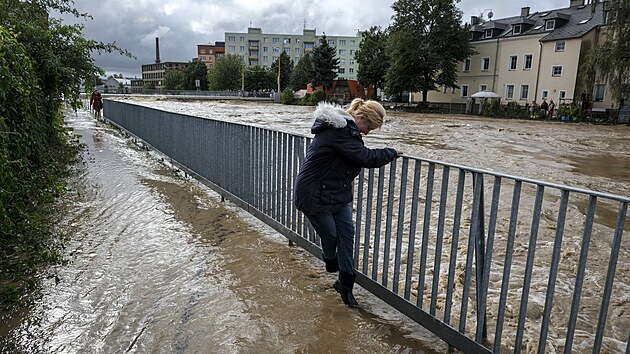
[155,37,161,63]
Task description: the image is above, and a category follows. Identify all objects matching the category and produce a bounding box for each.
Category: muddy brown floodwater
[0,107,444,353]
[2,99,629,354]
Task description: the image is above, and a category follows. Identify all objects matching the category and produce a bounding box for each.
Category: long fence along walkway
[104,100,629,353]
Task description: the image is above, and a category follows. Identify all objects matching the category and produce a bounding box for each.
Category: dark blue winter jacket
[294,103,398,214]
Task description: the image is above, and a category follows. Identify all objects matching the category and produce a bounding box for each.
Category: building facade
[197,42,225,71]
[426,0,615,110]
[223,27,362,81]
[141,62,189,90]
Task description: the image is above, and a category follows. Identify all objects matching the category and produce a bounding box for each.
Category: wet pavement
[1,108,443,353]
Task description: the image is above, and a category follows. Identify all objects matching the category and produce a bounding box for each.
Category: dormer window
[485,29,493,38]
[513,25,522,34]
[546,20,556,30]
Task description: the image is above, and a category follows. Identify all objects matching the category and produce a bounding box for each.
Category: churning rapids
[1,98,628,353]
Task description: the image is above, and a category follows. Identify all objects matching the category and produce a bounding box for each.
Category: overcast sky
[60,0,571,78]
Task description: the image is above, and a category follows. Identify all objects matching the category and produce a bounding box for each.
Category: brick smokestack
[155,37,161,63]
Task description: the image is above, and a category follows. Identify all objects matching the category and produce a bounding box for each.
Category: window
[200,49,206,54]
[461,85,469,97]
[228,36,235,42]
[272,47,279,53]
[542,90,549,99]
[594,84,606,101]
[304,42,314,49]
[485,29,493,38]
[463,58,471,71]
[239,46,245,52]
[284,48,291,54]
[555,41,566,52]
[338,68,345,73]
[443,86,448,93]
[546,20,555,30]
[340,59,346,65]
[509,55,518,70]
[513,24,522,34]
[296,38,301,44]
[559,91,566,100]
[263,47,268,52]
[524,54,533,70]
[272,38,280,43]
[482,57,490,71]
[520,84,529,100]
[240,36,245,42]
[451,87,456,94]
[263,56,268,62]
[349,68,354,73]
[284,38,291,44]
[350,50,354,56]
[350,40,355,45]
[506,85,515,99]
[272,56,278,62]
[339,39,346,46]
[263,37,268,43]
[552,65,563,76]
[295,48,300,54]
[339,49,346,56]
[327,39,335,45]
[480,84,487,92]
[228,46,236,51]
[349,59,354,65]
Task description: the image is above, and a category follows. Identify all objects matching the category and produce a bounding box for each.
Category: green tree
[184,60,209,90]
[583,1,630,106]
[244,65,275,91]
[355,26,389,99]
[271,51,293,92]
[208,53,243,91]
[386,0,473,102]
[290,53,314,90]
[163,69,186,90]
[0,0,130,310]
[311,34,339,90]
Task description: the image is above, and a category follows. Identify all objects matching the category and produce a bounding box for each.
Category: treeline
[0,0,126,310]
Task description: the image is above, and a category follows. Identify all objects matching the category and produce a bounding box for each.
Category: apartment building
[141,62,189,90]
[197,42,225,71]
[426,0,615,110]
[224,27,362,80]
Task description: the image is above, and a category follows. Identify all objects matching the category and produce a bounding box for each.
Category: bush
[310,90,326,105]
[280,88,295,105]
[299,93,312,105]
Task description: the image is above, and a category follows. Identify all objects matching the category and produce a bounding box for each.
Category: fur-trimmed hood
[311,102,354,134]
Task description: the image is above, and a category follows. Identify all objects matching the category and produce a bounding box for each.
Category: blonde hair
[345,98,386,129]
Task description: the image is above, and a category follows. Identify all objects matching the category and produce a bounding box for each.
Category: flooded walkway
[1,109,442,353]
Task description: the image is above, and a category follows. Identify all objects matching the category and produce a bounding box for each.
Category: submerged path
[1,109,442,353]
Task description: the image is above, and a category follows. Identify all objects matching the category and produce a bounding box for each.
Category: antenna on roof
[304,19,307,29]
[249,21,252,28]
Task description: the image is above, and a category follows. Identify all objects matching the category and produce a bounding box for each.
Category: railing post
[473,173,488,341]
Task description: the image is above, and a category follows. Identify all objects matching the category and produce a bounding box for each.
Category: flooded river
[2,99,629,353]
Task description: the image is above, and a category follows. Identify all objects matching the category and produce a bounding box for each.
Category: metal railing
[103,100,629,353]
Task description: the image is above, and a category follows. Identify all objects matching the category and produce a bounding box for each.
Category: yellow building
[425,1,616,111]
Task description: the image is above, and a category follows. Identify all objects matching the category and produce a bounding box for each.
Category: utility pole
[277,58,281,94]
[241,64,245,94]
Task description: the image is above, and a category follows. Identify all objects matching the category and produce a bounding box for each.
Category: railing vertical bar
[257,127,263,210]
[460,172,487,334]
[372,167,386,280]
[272,131,279,220]
[261,129,267,213]
[404,161,422,301]
[417,163,435,308]
[492,180,522,351]
[393,158,409,295]
[430,166,450,315]
[362,169,376,274]
[592,201,627,354]
[444,169,465,325]
[476,176,501,344]
[383,160,398,288]
[280,133,287,225]
[564,195,597,354]
[514,184,545,354]
[355,169,365,270]
[285,134,293,228]
[537,189,570,354]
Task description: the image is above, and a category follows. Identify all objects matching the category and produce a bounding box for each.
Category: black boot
[323,254,339,273]
[333,271,358,307]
